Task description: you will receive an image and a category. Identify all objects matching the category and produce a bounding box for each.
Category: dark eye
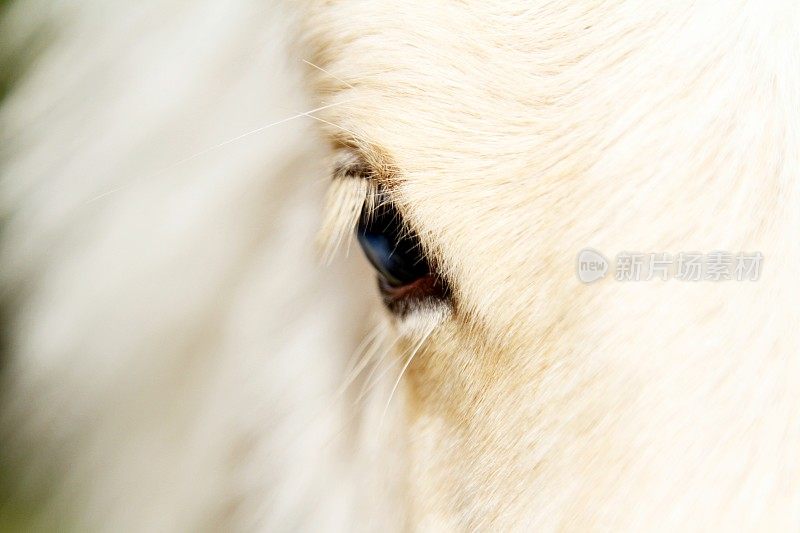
[356,199,430,287]
[356,195,450,313]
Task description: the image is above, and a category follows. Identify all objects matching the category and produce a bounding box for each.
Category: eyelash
[318,166,374,263]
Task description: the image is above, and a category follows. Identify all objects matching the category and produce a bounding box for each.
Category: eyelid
[333,154,372,182]
[331,138,399,188]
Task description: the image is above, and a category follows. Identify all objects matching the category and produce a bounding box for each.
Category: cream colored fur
[1,0,799,531]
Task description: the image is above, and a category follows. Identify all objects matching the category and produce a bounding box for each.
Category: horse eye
[356,200,430,288]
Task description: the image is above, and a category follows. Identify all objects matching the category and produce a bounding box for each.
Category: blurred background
[0,2,384,530]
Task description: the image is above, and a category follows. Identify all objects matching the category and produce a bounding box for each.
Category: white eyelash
[318,158,377,264]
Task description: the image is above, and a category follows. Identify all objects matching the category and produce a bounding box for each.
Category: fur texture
[2,0,799,530]
[309,1,800,528]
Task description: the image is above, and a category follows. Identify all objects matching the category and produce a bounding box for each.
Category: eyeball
[355,193,451,316]
[356,200,430,287]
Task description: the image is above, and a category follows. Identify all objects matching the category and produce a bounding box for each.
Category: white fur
[1,0,799,530]
[306,0,800,529]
